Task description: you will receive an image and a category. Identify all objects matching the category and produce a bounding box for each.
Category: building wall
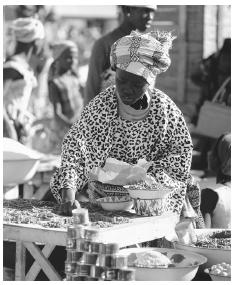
[155,5,231,122]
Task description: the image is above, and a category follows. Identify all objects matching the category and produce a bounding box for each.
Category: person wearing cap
[46,40,84,154]
[50,30,195,219]
[3,17,45,143]
[84,5,157,106]
[200,133,231,228]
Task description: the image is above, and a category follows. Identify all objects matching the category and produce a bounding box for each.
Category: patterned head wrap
[11,17,45,43]
[110,30,175,85]
[52,41,78,61]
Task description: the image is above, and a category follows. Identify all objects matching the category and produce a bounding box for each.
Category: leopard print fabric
[50,86,193,215]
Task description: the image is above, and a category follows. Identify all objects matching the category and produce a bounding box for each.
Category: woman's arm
[204,213,212,228]
[148,114,193,191]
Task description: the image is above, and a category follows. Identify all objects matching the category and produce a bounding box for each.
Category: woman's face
[115,68,149,105]
[129,7,155,32]
[58,47,78,72]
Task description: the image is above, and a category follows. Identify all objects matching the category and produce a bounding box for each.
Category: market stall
[3,199,178,281]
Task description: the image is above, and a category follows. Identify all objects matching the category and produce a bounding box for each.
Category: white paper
[89,157,151,186]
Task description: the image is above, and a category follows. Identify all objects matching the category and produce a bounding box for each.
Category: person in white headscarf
[45,40,83,154]
[3,17,45,143]
[50,30,195,220]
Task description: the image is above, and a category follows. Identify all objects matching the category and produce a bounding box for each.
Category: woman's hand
[58,188,81,216]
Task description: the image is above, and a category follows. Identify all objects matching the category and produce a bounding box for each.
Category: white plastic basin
[3,138,42,185]
[119,247,207,281]
[3,159,40,185]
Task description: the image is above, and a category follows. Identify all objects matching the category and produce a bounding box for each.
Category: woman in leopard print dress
[50,31,194,218]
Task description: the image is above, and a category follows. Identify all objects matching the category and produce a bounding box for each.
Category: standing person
[47,40,84,154]
[200,133,231,229]
[191,38,231,120]
[3,17,45,143]
[84,5,157,106]
[50,30,198,223]
[190,38,231,171]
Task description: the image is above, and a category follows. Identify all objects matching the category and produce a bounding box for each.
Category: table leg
[23,242,62,281]
[15,241,26,280]
[25,244,56,280]
[18,184,24,198]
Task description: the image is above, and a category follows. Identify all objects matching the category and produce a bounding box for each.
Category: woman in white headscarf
[3,17,45,143]
[45,40,83,154]
[50,31,194,218]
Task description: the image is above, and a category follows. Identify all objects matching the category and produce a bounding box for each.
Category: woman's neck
[116,90,152,121]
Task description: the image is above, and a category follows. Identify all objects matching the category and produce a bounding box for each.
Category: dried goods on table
[3,199,134,229]
[189,230,231,249]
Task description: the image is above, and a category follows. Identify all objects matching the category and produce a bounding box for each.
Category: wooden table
[3,213,179,281]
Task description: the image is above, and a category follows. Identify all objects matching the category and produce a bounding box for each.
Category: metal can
[85,277,99,281]
[111,254,128,268]
[72,275,99,281]
[71,275,87,281]
[72,208,89,225]
[83,252,99,265]
[65,274,72,281]
[101,243,119,255]
[104,268,119,281]
[66,238,76,250]
[75,225,85,239]
[99,254,115,267]
[118,268,136,281]
[84,228,100,242]
[65,261,76,274]
[91,266,105,278]
[75,264,91,276]
[67,226,76,239]
[76,239,91,252]
[90,242,103,254]
[66,250,84,263]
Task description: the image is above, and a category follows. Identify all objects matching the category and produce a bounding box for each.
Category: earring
[127,13,130,17]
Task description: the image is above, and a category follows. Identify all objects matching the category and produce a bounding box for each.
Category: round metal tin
[91,265,105,278]
[67,226,76,239]
[101,243,119,255]
[118,268,136,281]
[90,242,103,254]
[84,228,100,242]
[111,254,128,268]
[72,208,89,225]
[66,250,84,263]
[64,261,76,274]
[99,255,115,267]
[83,252,99,265]
[66,238,76,250]
[104,268,119,281]
[75,264,92,276]
[76,239,91,252]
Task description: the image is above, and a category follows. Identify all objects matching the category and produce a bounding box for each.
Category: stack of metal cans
[65,208,135,281]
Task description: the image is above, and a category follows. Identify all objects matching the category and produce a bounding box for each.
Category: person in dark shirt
[200,133,231,228]
[191,38,231,124]
[84,4,157,106]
